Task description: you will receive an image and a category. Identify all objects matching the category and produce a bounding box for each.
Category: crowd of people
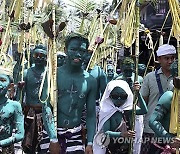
[0,33,180,154]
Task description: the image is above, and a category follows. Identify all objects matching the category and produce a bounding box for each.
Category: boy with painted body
[107,64,118,83]
[21,45,58,154]
[93,80,147,154]
[115,57,144,154]
[0,67,24,153]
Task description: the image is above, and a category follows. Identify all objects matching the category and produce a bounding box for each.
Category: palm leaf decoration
[66,0,97,33]
[68,0,96,14]
[44,3,65,23]
[66,0,120,69]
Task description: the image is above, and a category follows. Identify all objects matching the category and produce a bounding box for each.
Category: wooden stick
[52,1,58,131]
[129,0,140,153]
[176,40,180,154]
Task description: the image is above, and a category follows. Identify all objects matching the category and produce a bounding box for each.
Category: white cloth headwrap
[0,66,13,77]
[93,80,133,154]
[57,51,67,57]
[156,44,176,57]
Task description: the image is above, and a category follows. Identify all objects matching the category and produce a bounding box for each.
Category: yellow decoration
[0,53,14,77]
[14,0,23,21]
[145,29,150,34]
[120,0,136,48]
[168,0,180,41]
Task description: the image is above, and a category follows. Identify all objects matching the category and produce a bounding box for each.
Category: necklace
[31,68,44,85]
[31,68,44,78]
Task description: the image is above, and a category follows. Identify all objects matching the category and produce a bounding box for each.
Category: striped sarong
[0,144,14,154]
[40,125,85,154]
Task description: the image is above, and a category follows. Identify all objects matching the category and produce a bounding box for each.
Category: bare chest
[58,76,89,99]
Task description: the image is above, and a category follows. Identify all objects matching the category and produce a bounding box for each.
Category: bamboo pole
[52,1,58,131]
[27,7,34,69]
[0,0,6,20]
[176,40,180,154]
[129,0,140,153]
[19,0,27,104]
[167,0,180,152]
[79,16,85,34]
[0,0,17,54]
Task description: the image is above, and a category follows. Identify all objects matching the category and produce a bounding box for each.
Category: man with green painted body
[83,51,107,101]
[22,45,58,154]
[0,67,24,154]
[57,51,67,67]
[41,33,97,154]
[115,57,144,154]
[82,51,107,132]
[115,57,143,86]
[138,64,146,77]
[149,60,180,153]
[106,64,118,83]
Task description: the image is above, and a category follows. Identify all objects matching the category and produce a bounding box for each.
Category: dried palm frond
[68,0,96,14]
[44,3,65,22]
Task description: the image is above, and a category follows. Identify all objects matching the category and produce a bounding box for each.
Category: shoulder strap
[155,69,164,99]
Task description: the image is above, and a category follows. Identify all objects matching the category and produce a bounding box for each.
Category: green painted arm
[86,78,97,143]
[105,131,121,137]
[135,92,148,115]
[99,68,107,95]
[149,91,174,137]
[103,117,122,138]
[42,103,57,140]
[0,137,16,147]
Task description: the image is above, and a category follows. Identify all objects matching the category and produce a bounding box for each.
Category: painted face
[138,64,146,76]
[57,55,66,67]
[82,52,92,69]
[158,54,175,71]
[110,87,128,107]
[0,74,10,96]
[107,65,114,77]
[33,49,47,65]
[122,63,134,77]
[170,60,178,77]
[67,39,87,67]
